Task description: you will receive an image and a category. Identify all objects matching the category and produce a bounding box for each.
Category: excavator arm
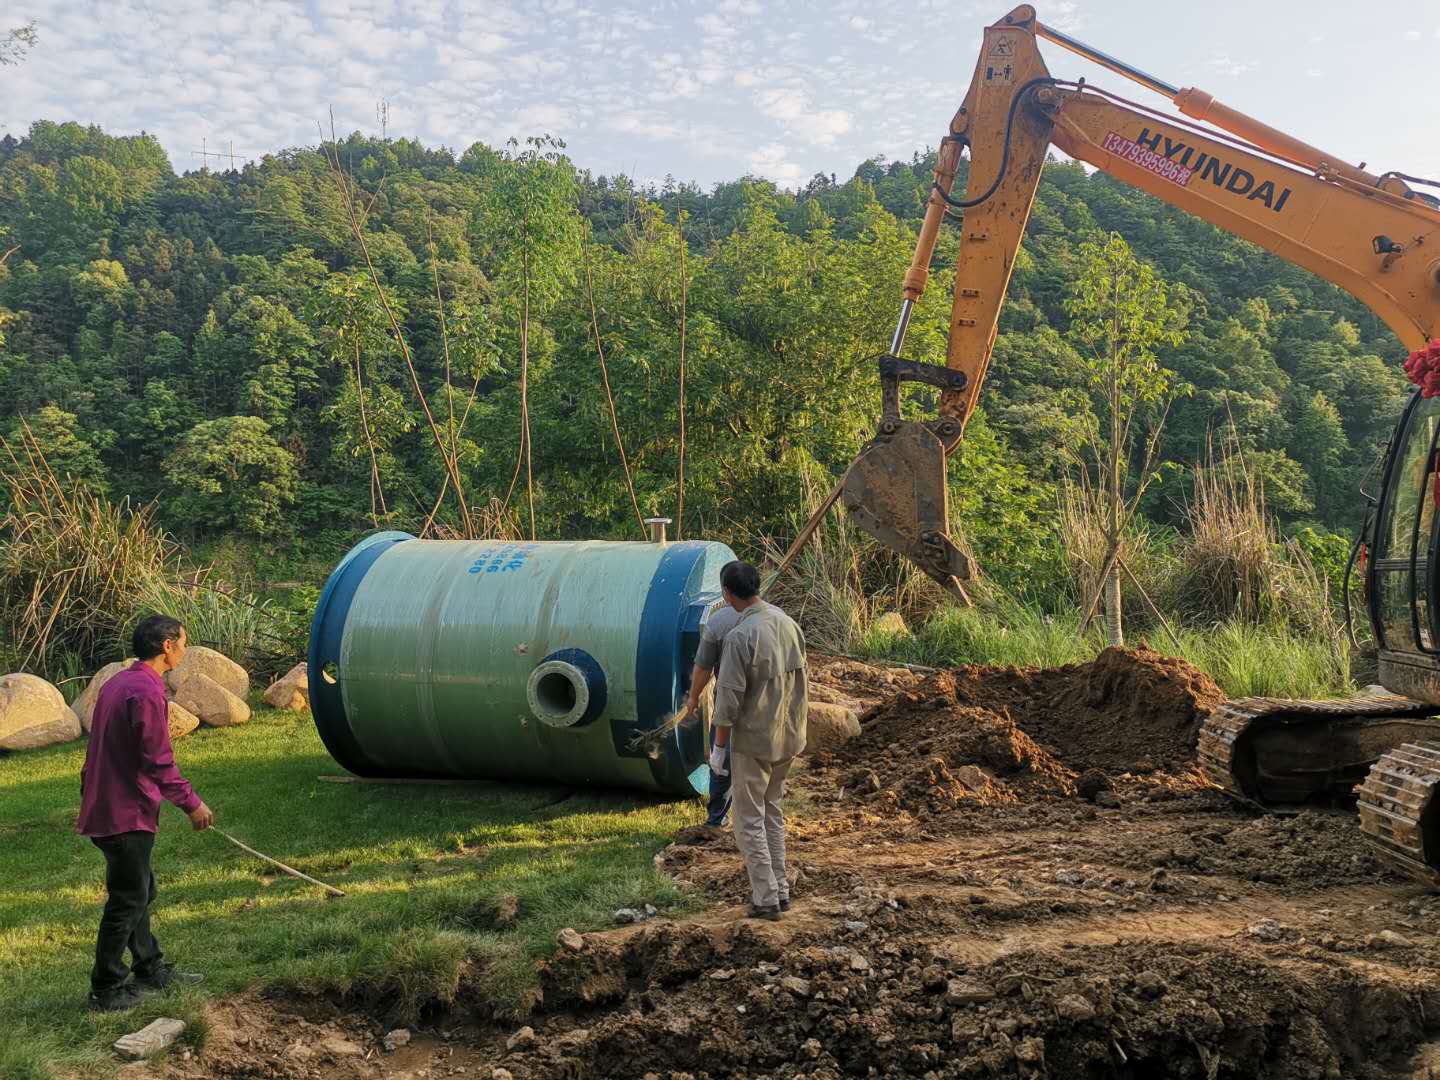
[841,4,1440,593]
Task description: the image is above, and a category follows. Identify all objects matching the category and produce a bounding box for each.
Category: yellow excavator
[834,6,1440,882]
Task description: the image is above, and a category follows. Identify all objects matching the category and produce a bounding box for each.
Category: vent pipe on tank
[645,517,672,544]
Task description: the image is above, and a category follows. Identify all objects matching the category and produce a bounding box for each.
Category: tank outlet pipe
[645,517,672,544]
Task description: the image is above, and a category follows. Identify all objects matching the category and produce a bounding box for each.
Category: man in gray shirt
[710,561,808,921]
[683,600,741,828]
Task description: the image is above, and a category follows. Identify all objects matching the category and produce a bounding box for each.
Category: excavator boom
[840,4,1440,596]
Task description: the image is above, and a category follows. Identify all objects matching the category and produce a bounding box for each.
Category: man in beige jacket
[710,560,807,920]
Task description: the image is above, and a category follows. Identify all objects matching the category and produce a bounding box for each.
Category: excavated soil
[145,649,1440,1080]
[937,645,1226,773]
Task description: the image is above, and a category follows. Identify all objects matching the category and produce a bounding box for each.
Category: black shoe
[746,903,782,921]
[779,897,790,912]
[89,983,142,1012]
[134,963,204,991]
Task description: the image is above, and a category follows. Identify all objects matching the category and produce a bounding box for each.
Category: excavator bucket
[841,418,974,591]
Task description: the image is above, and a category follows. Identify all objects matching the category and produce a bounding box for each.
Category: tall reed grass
[0,426,297,684]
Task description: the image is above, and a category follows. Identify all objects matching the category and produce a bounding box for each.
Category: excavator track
[1198,694,1440,808]
[1357,741,1440,886]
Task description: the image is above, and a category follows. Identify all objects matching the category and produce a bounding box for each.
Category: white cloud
[749,141,805,186]
[1404,29,1422,40]
[848,16,871,31]
[1046,1,1084,33]
[696,13,735,37]
[755,87,852,146]
[1206,54,1256,77]
[608,112,682,139]
[508,103,571,134]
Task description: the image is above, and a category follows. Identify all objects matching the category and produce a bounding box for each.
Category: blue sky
[3,0,1437,189]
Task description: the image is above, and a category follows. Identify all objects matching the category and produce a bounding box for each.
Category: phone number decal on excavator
[1102,131,1195,187]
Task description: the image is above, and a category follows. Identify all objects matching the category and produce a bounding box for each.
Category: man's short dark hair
[720,560,761,600]
[132,615,184,661]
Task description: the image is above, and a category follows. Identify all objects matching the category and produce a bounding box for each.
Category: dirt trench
[152,649,1440,1080]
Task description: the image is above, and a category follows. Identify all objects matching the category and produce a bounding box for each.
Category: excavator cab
[1368,391,1440,698]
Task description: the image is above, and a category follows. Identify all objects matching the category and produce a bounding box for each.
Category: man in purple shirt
[77,615,214,1011]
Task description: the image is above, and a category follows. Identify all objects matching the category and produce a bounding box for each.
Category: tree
[0,22,36,66]
[164,416,298,536]
[6,405,110,493]
[1065,233,1188,645]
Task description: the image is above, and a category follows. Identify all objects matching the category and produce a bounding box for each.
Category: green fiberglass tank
[308,531,734,797]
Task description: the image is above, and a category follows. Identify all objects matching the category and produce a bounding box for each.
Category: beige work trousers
[730,750,793,908]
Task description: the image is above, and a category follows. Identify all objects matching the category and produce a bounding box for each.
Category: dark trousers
[91,831,163,993]
[707,741,732,827]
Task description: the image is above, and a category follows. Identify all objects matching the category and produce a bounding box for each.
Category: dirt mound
[938,645,1225,773]
[812,674,1077,813]
[512,914,1438,1079]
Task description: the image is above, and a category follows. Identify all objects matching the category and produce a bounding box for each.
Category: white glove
[709,745,728,776]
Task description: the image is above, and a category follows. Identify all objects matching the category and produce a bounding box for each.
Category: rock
[492,1071,514,1080]
[803,702,861,756]
[114,1017,185,1059]
[1134,970,1168,999]
[946,978,996,1005]
[171,671,250,727]
[263,662,309,711]
[383,1028,411,1051]
[1054,869,1085,887]
[167,701,200,739]
[1094,790,1122,809]
[1056,994,1096,1022]
[801,1038,823,1059]
[614,907,647,924]
[1368,930,1412,949]
[1075,769,1113,802]
[282,1040,314,1061]
[922,964,948,991]
[780,975,812,997]
[1016,1037,1046,1064]
[557,927,584,952]
[954,765,996,794]
[843,919,869,932]
[1247,918,1286,942]
[506,1026,536,1052]
[872,611,909,637]
[951,1016,981,1042]
[0,673,82,751]
[74,660,135,731]
[708,968,735,981]
[320,1035,364,1057]
[166,645,249,701]
[848,952,871,972]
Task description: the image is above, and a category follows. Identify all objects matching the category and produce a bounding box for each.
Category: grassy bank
[857,603,1353,700]
[0,706,701,1080]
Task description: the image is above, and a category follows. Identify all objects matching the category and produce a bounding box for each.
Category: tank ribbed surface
[309,534,734,796]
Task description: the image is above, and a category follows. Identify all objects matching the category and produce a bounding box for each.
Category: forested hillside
[0,121,1412,592]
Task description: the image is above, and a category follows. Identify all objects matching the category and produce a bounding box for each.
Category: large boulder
[802,701,861,756]
[263,663,309,711]
[172,671,250,728]
[0,673,83,751]
[167,701,201,739]
[165,646,249,702]
[872,611,910,637]
[73,659,136,732]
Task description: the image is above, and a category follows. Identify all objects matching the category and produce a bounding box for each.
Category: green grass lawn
[0,705,703,1079]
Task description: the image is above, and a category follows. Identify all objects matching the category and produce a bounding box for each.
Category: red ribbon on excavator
[1403,340,1440,398]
